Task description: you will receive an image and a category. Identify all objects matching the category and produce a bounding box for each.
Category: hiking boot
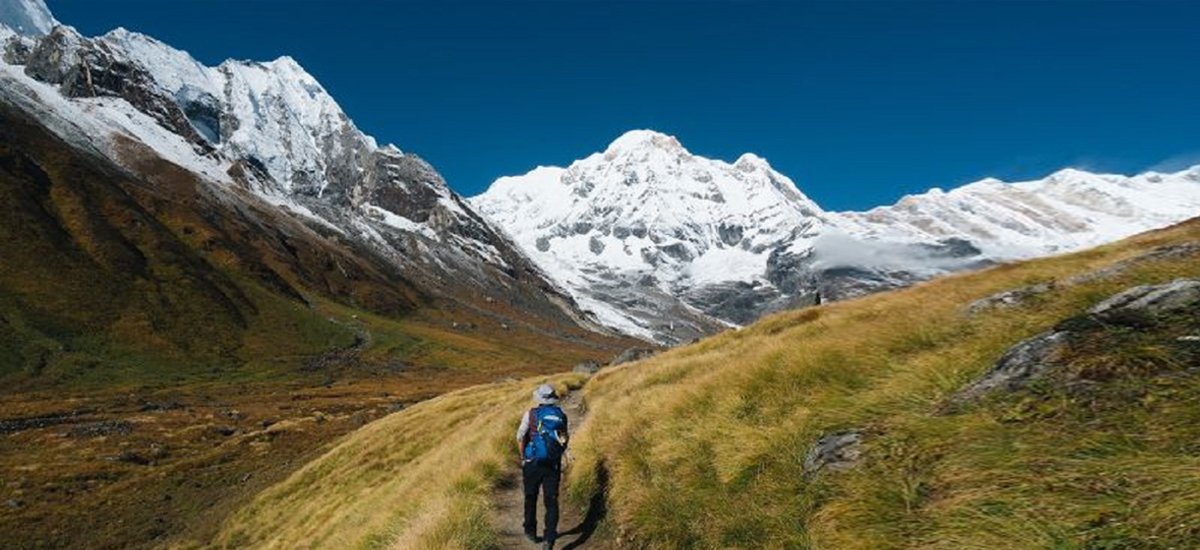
[542,542,554,550]
[524,532,541,544]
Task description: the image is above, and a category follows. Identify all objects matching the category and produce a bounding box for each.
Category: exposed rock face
[951,331,1073,404]
[1088,278,1200,318]
[803,430,864,475]
[951,278,1200,407]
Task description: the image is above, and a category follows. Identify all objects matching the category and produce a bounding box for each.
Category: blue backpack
[524,405,568,464]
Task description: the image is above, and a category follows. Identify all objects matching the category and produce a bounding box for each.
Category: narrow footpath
[490,391,604,550]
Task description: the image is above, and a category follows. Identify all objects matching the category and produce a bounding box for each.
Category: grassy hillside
[206,374,587,550]
[210,217,1200,550]
[573,219,1200,550]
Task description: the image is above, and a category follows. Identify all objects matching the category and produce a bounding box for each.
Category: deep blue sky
[48,1,1200,211]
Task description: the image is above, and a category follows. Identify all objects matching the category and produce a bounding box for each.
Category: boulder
[1088,278,1200,319]
[949,331,1072,405]
[949,278,1200,408]
[803,430,864,475]
[966,282,1056,315]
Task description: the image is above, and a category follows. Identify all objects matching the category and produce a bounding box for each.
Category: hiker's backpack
[524,405,568,464]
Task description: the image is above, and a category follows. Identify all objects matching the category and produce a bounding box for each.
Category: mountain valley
[1,1,1198,549]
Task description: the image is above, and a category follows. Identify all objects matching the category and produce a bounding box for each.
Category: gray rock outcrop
[950,331,1072,404]
[950,277,1200,407]
[1088,278,1200,318]
[803,430,864,475]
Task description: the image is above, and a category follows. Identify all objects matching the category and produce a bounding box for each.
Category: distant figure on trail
[517,384,570,550]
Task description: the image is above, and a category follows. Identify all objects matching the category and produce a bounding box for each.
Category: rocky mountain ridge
[0,0,606,340]
[474,129,1200,343]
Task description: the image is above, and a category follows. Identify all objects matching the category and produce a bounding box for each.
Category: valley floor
[0,369,526,550]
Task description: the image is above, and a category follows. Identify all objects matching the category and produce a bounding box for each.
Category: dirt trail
[491,391,605,550]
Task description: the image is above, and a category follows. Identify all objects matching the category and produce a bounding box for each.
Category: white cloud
[1147,151,1200,173]
[809,230,982,276]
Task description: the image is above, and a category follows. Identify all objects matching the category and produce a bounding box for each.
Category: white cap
[533,384,558,405]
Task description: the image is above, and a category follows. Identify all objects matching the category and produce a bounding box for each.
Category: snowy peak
[97,27,219,96]
[603,129,688,157]
[734,152,769,170]
[475,129,826,249]
[214,53,374,197]
[472,130,831,342]
[477,129,1200,343]
[0,0,56,36]
[44,22,380,199]
[2,20,375,199]
[838,164,1200,261]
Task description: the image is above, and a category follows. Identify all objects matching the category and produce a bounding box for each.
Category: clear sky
[48,0,1200,211]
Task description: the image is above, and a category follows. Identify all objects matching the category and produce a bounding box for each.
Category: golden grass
[202,375,587,550]
[567,219,1200,550]
[210,218,1200,550]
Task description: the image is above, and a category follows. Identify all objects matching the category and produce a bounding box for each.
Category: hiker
[517,384,569,550]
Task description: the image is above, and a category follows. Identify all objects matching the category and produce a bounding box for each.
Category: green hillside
[207,217,1200,550]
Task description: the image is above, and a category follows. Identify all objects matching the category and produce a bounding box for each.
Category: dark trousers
[522,461,561,542]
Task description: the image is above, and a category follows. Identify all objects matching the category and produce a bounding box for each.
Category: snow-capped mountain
[473,130,833,341]
[6,0,1197,346]
[839,167,1200,258]
[474,130,1200,343]
[0,0,607,337]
